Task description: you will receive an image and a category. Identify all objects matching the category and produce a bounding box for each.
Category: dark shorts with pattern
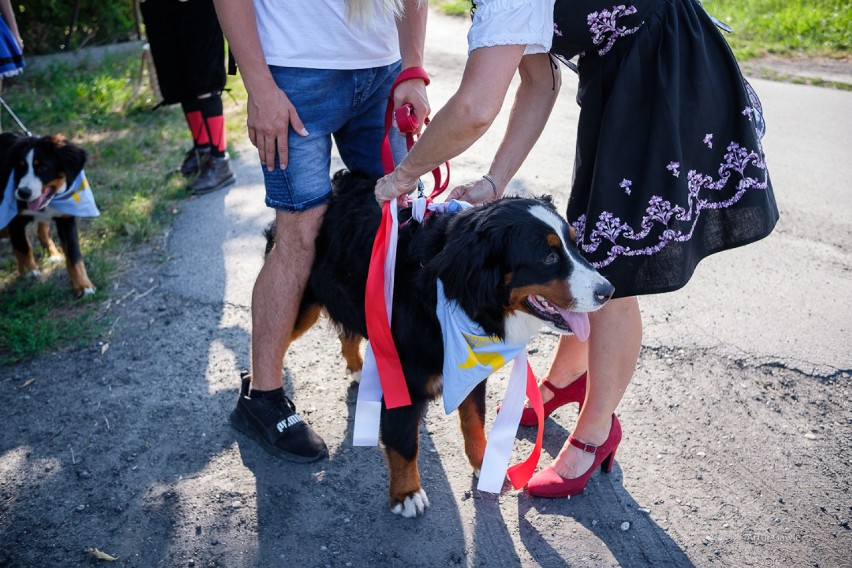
[139,0,226,104]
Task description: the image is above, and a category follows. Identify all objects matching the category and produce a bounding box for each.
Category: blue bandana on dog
[0,170,99,230]
[437,280,526,413]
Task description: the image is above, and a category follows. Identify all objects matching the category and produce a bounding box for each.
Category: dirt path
[1,245,849,567]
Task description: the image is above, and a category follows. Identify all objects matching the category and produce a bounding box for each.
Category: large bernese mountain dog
[268,170,614,516]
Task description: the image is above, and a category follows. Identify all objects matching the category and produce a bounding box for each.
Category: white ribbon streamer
[477,351,528,492]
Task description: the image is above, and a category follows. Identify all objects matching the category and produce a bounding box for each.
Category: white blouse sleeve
[467,0,555,55]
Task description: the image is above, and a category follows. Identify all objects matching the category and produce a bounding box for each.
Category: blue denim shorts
[263,62,406,212]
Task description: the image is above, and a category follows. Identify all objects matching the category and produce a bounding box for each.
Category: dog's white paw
[26,269,41,278]
[80,287,96,297]
[473,468,481,479]
[391,488,430,518]
[349,370,362,384]
[46,254,64,264]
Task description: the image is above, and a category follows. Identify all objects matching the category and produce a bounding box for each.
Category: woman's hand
[446,176,500,204]
[375,167,419,203]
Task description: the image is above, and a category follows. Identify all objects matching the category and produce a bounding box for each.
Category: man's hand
[392,78,429,135]
[246,83,308,171]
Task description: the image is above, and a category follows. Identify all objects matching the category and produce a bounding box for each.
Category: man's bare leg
[229,205,329,462]
[250,206,327,391]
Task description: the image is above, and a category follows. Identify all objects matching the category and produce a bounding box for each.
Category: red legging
[182,93,226,157]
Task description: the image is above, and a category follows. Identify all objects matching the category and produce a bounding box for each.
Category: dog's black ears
[47,135,87,181]
[430,214,508,337]
[534,194,554,206]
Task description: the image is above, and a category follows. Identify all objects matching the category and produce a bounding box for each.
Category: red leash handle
[394,103,421,135]
[380,67,451,199]
[381,67,430,174]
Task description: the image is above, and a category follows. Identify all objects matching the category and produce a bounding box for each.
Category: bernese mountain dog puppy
[0,132,95,297]
[268,170,614,516]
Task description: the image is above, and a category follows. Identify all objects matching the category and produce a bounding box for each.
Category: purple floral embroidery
[620,179,632,194]
[587,5,642,56]
[572,133,769,269]
[554,23,563,37]
[703,133,713,148]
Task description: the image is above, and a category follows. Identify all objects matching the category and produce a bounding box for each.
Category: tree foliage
[14,0,140,55]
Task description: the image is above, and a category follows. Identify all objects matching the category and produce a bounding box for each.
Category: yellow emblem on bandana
[459,339,506,371]
[438,281,525,413]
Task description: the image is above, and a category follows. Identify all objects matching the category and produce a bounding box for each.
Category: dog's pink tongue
[27,194,47,211]
[561,309,590,342]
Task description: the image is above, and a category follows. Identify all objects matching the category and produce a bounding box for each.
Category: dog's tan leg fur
[457,396,487,472]
[36,223,62,259]
[289,304,322,342]
[339,335,363,373]
[14,247,38,274]
[385,448,421,506]
[67,260,95,297]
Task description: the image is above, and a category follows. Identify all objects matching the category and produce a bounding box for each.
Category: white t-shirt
[467,0,555,55]
[254,0,401,69]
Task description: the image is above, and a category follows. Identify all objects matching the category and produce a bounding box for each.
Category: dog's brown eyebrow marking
[546,233,561,247]
[46,177,66,190]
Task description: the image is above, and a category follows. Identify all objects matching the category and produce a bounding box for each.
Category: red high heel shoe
[526,414,622,498]
[518,373,587,427]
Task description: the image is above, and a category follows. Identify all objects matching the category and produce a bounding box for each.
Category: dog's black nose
[594,282,615,305]
[17,188,31,200]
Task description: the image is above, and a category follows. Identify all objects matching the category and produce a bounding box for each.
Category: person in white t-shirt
[213,0,429,462]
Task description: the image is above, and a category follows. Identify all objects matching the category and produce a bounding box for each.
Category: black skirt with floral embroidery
[552,0,778,298]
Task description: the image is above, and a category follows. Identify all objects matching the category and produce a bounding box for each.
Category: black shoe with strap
[229,372,328,463]
[180,146,211,178]
[188,154,235,195]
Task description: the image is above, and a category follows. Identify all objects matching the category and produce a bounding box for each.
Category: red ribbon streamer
[507,363,545,489]
[364,200,411,409]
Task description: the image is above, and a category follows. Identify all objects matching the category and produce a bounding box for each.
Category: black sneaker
[188,154,235,195]
[229,373,328,463]
[180,147,211,178]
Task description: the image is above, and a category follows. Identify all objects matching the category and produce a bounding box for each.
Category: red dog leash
[380,67,450,199]
[366,65,452,409]
[366,66,434,409]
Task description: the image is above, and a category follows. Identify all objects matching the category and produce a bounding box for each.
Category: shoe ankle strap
[568,434,599,454]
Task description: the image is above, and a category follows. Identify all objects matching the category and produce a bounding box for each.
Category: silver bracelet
[482,174,498,197]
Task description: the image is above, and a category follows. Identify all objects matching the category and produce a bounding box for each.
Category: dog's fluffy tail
[263,222,276,258]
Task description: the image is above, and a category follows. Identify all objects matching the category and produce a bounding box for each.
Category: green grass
[0,273,105,363]
[433,0,850,60]
[703,0,851,58]
[0,47,247,364]
[435,0,470,17]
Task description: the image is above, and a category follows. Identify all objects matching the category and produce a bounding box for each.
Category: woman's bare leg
[550,296,642,478]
